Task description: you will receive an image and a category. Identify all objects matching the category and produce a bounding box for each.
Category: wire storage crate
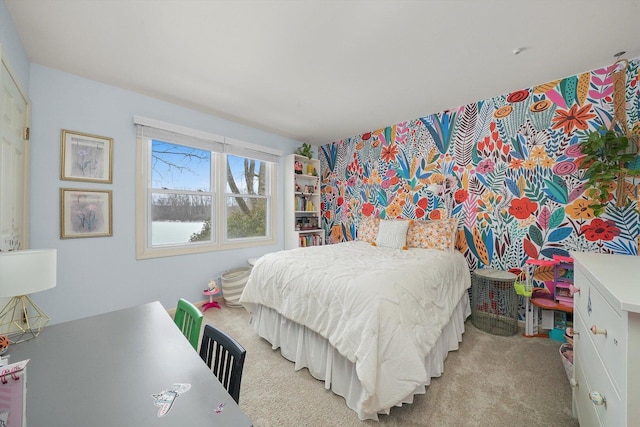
[471,268,518,336]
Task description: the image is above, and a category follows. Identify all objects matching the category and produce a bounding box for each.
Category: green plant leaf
[548,208,565,229]
[528,224,543,247]
[578,126,636,216]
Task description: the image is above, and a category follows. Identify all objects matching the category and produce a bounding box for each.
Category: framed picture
[60,129,113,183]
[60,188,112,238]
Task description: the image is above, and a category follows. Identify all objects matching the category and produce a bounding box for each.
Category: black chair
[199,324,247,403]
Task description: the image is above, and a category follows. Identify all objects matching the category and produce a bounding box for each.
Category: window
[135,117,280,259]
[225,155,270,239]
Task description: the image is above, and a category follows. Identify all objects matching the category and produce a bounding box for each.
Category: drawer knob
[590,325,607,336]
[569,285,580,296]
[589,391,606,406]
[565,327,578,337]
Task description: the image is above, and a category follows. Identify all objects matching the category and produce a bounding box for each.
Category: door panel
[0,46,30,251]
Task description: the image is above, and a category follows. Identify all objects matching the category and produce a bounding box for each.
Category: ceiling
[6,0,640,146]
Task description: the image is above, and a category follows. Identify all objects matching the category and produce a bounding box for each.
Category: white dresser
[571,252,640,426]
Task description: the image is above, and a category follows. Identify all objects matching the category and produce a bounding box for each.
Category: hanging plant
[578,125,640,216]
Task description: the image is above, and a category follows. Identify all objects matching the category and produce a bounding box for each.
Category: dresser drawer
[574,311,623,427]
[571,252,640,427]
[573,348,600,427]
[574,268,626,394]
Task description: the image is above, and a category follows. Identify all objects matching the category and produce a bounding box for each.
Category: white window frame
[134,116,280,259]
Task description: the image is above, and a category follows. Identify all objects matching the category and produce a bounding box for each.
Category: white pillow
[375,220,410,249]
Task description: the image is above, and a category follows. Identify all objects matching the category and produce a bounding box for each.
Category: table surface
[7,301,252,427]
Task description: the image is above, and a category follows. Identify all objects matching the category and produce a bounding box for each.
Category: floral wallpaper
[319,57,640,280]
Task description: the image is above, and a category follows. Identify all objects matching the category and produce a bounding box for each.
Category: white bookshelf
[284,154,324,249]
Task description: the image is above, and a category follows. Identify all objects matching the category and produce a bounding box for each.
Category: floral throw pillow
[357,216,380,244]
[406,218,458,252]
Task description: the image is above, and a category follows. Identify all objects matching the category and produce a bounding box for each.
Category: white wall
[25,64,300,324]
[0,1,28,87]
[2,2,303,324]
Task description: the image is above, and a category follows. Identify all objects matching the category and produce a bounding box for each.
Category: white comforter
[239,241,471,415]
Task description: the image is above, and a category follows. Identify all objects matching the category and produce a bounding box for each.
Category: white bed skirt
[248,294,471,421]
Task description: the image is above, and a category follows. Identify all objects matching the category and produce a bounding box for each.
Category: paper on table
[152,383,191,417]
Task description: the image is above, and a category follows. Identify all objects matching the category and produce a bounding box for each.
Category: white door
[0,44,30,251]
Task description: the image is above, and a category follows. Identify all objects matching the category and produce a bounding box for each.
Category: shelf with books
[284,154,324,249]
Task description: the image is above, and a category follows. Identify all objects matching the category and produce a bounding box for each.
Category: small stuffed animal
[207,280,219,293]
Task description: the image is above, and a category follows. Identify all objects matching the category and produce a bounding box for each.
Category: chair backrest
[199,324,247,403]
[173,298,203,350]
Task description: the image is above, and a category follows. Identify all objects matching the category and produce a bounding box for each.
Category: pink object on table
[552,254,574,264]
[202,289,221,311]
[531,297,557,309]
[526,259,555,267]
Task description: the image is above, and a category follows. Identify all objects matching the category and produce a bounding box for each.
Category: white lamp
[426,178,455,218]
[0,249,57,344]
[426,183,441,195]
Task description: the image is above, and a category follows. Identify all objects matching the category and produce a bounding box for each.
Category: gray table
[7,301,252,426]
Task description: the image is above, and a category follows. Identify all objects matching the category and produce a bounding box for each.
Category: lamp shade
[0,249,57,297]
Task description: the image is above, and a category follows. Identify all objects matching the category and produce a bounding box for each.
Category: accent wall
[319,58,640,280]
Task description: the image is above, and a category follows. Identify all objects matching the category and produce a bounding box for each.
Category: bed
[239,239,471,420]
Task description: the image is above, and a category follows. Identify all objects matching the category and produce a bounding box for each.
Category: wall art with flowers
[60,188,112,238]
[319,57,640,286]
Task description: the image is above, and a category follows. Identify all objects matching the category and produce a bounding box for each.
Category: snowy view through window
[151,140,268,245]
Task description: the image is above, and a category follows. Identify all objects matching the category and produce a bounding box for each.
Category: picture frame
[60,129,113,183]
[60,188,112,238]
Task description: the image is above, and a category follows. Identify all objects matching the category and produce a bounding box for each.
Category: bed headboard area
[319,57,640,274]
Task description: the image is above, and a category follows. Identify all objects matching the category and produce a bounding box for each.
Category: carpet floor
[201,302,579,426]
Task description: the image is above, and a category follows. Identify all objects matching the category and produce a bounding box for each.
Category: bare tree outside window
[225,155,268,239]
[150,141,270,245]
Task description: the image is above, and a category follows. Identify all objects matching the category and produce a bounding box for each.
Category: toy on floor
[521,256,575,338]
[513,271,534,335]
[202,280,222,311]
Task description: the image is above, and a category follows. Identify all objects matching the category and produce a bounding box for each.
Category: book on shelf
[299,234,322,247]
[294,196,316,212]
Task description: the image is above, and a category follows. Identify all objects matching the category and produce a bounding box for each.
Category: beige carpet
[201,302,578,427]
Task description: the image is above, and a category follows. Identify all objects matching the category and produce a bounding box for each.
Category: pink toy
[202,282,221,311]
